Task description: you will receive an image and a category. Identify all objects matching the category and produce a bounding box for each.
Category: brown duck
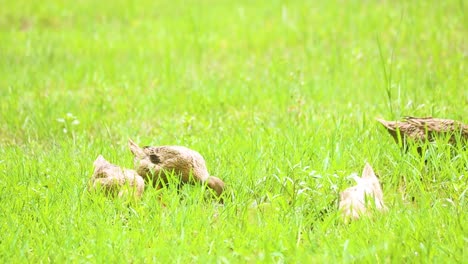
[90,155,145,199]
[377,117,468,147]
[128,139,225,199]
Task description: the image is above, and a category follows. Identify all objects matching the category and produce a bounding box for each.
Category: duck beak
[128,139,146,158]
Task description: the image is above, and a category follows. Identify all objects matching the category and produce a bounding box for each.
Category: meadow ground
[0,0,467,262]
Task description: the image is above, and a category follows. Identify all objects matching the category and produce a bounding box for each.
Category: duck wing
[404,117,458,132]
[143,146,189,164]
[404,116,468,141]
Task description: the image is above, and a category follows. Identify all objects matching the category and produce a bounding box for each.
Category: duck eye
[149,154,161,164]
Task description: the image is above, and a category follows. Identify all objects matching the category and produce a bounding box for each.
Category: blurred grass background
[0,0,466,262]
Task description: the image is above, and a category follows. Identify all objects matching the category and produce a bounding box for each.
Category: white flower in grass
[56,112,80,134]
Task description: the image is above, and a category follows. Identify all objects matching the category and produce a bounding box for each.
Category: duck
[377,116,468,147]
[128,139,225,200]
[339,163,387,222]
[90,155,145,198]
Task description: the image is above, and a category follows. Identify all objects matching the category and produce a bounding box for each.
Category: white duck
[339,163,387,221]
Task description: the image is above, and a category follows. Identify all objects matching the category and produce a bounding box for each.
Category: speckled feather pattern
[377,117,468,143]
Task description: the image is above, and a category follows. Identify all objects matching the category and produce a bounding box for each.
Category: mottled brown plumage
[128,139,225,199]
[377,117,468,146]
[90,155,145,199]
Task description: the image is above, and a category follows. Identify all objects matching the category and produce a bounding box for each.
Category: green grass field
[1,0,467,262]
